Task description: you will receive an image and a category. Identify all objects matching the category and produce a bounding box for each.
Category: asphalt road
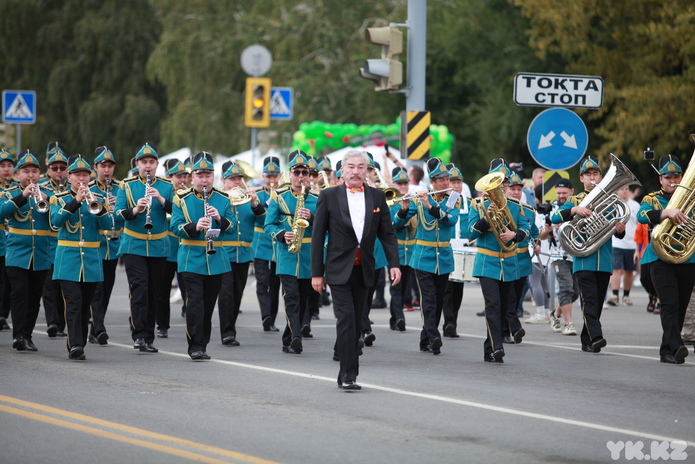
[1,265,694,464]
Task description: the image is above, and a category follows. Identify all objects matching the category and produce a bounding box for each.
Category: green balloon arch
[290,117,453,163]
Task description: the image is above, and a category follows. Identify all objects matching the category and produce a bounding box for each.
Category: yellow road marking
[0,395,281,464]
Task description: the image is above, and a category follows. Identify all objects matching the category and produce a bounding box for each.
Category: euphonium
[288,185,309,254]
[558,154,641,257]
[372,167,401,202]
[652,136,695,263]
[474,172,518,252]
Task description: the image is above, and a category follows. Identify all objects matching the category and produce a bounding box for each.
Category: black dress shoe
[357,337,364,356]
[390,324,397,331]
[588,338,607,353]
[56,331,67,337]
[133,338,146,350]
[47,324,58,338]
[431,337,442,355]
[513,328,526,344]
[396,319,406,331]
[222,336,240,346]
[12,337,26,351]
[484,349,505,363]
[24,339,38,351]
[476,311,485,317]
[88,334,98,344]
[290,337,303,354]
[660,354,678,364]
[363,331,376,346]
[332,355,339,361]
[674,346,689,364]
[0,316,8,330]
[340,381,362,390]
[69,346,85,360]
[156,328,168,338]
[301,324,312,338]
[371,297,387,309]
[262,316,272,331]
[443,324,456,338]
[143,343,158,353]
[269,325,279,332]
[503,335,516,344]
[283,344,301,354]
[190,350,210,360]
[420,344,432,353]
[96,332,109,345]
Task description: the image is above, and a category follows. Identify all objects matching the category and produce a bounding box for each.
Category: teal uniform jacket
[551,190,615,273]
[90,178,124,260]
[393,192,461,275]
[115,175,174,258]
[264,186,318,278]
[515,202,539,278]
[0,186,54,270]
[50,190,112,282]
[467,196,531,281]
[389,203,415,265]
[170,187,236,276]
[0,182,15,257]
[637,189,695,265]
[221,196,266,264]
[39,178,69,261]
[252,187,275,261]
[374,238,388,269]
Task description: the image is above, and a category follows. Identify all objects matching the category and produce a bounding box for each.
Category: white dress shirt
[346,186,365,245]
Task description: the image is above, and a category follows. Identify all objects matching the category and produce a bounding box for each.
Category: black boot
[371,286,387,309]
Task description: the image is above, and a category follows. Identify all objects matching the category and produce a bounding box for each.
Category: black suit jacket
[311,184,399,286]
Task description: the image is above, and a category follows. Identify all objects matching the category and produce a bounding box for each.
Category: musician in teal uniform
[551,156,625,353]
[88,146,123,345]
[252,156,281,332]
[0,151,53,352]
[264,150,318,354]
[638,154,695,364]
[171,151,235,360]
[394,158,460,355]
[468,159,531,363]
[41,142,69,338]
[50,155,112,360]
[115,143,174,353]
[0,149,15,331]
[218,161,266,346]
[388,167,414,331]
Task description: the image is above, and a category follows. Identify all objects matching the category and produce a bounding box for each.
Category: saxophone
[652,135,695,263]
[288,185,309,254]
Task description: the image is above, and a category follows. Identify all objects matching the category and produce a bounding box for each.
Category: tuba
[651,135,695,263]
[288,185,309,254]
[474,172,518,252]
[558,154,641,257]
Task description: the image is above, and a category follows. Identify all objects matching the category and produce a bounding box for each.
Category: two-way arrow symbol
[537,130,578,149]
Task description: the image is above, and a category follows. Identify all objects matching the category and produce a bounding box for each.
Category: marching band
[1,141,694,377]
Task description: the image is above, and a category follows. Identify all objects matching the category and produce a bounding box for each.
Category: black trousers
[442,279,464,331]
[502,277,525,337]
[479,276,513,356]
[181,272,222,354]
[254,258,280,324]
[280,275,311,346]
[218,261,250,340]
[90,258,119,336]
[640,261,657,296]
[0,256,11,319]
[651,260,695,356]
[43,265,65,331]
[330,265,369,384]
[303,283,320,329]
[6,267,48,341]
[123,254,167,343]
[59,280,97,352]
[575,270,611,346]
[415,269,449,346]
[389,265,411,326]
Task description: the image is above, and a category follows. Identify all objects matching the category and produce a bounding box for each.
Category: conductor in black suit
[311,150,401,391]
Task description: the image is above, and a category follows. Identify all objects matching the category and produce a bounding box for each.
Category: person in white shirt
[606,186,640,306]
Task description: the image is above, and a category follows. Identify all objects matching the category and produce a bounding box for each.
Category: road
[1,265,693,464]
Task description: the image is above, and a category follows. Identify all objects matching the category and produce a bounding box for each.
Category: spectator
[607,186,640,306]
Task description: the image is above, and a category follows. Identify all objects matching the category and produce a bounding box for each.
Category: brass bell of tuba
[474,171,518,252]
[558,154,641,257]
[651,135,695,264]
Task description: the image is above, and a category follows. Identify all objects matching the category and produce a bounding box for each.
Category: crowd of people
[1,142,693,390]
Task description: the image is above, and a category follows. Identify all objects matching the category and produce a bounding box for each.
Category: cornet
[32,184,49,213]
[81,183,102,215]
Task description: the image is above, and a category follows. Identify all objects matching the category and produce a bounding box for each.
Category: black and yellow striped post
[542,170,570,202]
[401,110,430,160]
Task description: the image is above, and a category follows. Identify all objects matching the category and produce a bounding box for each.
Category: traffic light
[359,26,403,92]
[244,77,271,128]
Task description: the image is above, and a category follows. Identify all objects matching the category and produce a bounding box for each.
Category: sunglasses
[49,166,67,172]
[292,169,309,177]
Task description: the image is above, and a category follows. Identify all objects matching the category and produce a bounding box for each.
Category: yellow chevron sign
[402,111,430,160]
[543,170,570,202]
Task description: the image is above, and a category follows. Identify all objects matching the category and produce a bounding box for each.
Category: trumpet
[32,184,49,213]
[144,173,153,230]
[391,188,453,202]
[202,186,216,255]
[105,177,118,241]
[79,183,102,215]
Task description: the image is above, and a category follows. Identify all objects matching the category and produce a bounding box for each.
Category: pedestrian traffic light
[244,77,271,128]
[359,26,403,92]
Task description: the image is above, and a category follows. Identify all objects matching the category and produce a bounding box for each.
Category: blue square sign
[270,87,293,121]
[3,90,36,124]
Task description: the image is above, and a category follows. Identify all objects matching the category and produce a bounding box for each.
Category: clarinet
[106,177,119,241]
[144,173,153,230]
[203,186,216,255]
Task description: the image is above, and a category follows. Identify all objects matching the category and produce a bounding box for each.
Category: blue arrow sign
[527,108,587,171]
[3,90,36,124]
[270,87,293,121]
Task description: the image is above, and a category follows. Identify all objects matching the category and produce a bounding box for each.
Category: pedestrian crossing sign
[3,90,36,124]
[270,87,293,121]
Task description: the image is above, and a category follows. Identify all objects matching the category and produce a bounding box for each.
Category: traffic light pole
[405,0,426,112]
[250,127,257,160]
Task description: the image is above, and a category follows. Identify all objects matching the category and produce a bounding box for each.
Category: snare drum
[450,246,477,282]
